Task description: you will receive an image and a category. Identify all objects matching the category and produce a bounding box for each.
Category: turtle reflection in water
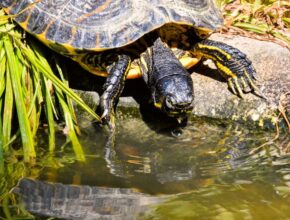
[1,0,261,132]
[13,178,164,220]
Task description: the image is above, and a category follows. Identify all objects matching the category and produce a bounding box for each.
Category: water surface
[1,113,290,219]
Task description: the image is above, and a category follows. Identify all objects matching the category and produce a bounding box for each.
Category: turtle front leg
[192,40,263,98]
[99,54,131,131]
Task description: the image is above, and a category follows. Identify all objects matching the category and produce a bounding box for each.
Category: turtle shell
[1,0,223,53]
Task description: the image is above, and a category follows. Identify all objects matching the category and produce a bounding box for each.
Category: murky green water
[1,111,290,219]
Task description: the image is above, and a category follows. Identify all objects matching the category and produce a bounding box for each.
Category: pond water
[0,110,290,219]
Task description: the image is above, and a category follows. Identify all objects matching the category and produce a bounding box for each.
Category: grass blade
[22,41,100,123]
[0,98,3,173]
[234,22,269,34]
[41,74,56,152]
[2,65,13,150]
[4,36,35,162]
[56,89,86,161]
[55,60,80,134]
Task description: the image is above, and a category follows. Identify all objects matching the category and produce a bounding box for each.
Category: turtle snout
[164,95,193,115]
[165,96,176,110]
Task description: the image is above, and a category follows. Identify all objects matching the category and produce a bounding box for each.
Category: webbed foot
[193,40,265,99]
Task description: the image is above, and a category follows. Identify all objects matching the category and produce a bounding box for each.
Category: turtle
[1,0,259,130]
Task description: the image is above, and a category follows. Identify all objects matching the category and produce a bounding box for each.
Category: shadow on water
[0,107,290,219]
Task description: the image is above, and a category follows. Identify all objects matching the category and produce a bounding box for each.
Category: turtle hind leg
[192,39,264,99]
[99,54,131,131]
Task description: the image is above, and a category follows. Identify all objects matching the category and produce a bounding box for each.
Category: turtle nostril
[176,102,192,108]
[164,95,194,110]
[165,96,176,110]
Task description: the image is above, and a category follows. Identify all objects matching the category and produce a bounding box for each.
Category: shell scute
[27,7,40,32]
[29,11,51,35]
[55,23,73,44]
[1,0,14,8]
[71,28,83,49]
[81,31,98,49]
[14,7,30,23]
[45,19,59,42]
[9,1,29,14]
[2,0,223,52]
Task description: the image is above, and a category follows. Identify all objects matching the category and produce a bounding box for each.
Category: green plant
[0,9,100,163]
[217,0,290,48]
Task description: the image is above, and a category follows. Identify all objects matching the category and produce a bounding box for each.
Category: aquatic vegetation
[0,149,79,219]
[0,9,100,162]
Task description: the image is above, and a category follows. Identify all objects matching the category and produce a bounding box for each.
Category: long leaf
[55,88,86,162]
[0,97,3,174]
[4,36,35,162]
[2,65,13,150]
[22,41,100,122]
[41,74,56,152]
[55,60,80,134]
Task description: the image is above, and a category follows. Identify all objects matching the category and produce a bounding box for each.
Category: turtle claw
[253,88,268,101]
[224,50,259,97]
[228,77,244,98]
[100,109,109,121]
[98,96,117,161]
[97,94,116,132]
[240,76,252,93]
[99,107,116,132]
[228,78,238,96]
[227,73,268,100]
[234,77,244,98]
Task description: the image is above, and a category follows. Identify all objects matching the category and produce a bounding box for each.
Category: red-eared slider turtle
[1,0,259,130]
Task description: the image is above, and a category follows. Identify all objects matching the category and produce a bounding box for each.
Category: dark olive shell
[1,0,222,53]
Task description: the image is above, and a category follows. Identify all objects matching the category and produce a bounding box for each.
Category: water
[0,111,290,219]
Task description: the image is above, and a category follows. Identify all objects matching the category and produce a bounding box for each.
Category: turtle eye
[197,32,208,39]
[195,28,211,39]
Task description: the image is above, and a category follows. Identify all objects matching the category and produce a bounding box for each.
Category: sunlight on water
[0,113,289,219]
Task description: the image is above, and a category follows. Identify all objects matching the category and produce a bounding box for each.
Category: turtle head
[153,73,194,118]
[140,37,194,118]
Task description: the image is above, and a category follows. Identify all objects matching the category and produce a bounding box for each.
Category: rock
[70,34,290,128]
[191,34,290,126]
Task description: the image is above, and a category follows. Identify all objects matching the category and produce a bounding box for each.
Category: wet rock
[71,34,289,127]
